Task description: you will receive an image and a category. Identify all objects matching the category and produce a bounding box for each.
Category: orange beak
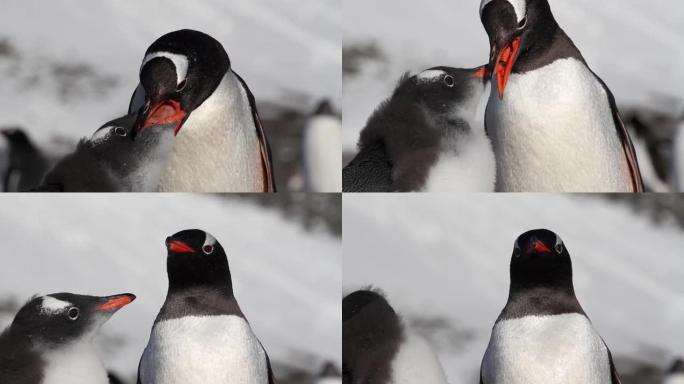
[98,294,135,311]
[142,99,187,136]
[167,239,195,254]
[493,37,521,98]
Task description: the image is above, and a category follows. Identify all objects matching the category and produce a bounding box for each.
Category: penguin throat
[495,37,521,98]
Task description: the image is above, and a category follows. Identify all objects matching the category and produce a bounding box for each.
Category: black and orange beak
[134,97,188,138]
[97,293,136,311]
[166,238,195,254]
[526,238,551,254]
[487,34,522,98]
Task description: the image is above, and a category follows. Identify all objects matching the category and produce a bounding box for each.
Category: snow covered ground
[0,0,341,143]
[343,0,684,150]
[343,194,684,383]
[0,194,341,382]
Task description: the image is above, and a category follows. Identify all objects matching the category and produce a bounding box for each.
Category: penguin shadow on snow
[342,66,495,193]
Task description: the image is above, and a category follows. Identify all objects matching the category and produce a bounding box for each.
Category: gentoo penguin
[0,292,135,384]
[128,29,275,192]
[343,289,448,384]
[342,66,495,192]
[34,113,174,192]
[0,128,49,192]
[665,359,684,384]
[480,229,622,384]
[674,122,684,191]
[303,100,342,192]
[480,0,644,192]
[138,229,275,384]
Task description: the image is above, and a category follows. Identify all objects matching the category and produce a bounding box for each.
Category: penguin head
[133,29,231,137]
[10,293,135,348]
[480,0,554,98]
[398,66,487,128]
[343,289,396,322]
[165,229,232,292]
[1,127,33,147]
[510,229,573,289]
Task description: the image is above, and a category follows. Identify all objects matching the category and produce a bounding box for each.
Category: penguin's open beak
[166,238,195,254]
[134,97,188,138]
[97,293,136,311]
[487,34,522,98]
[526,238,551,254]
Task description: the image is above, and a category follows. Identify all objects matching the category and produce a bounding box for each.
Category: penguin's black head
[342,289,396,322]
[10,292,135,349]
[1,128,32,146]
[480,0,554,98]
[394,66,487,129]
[510,229,573,290]
[132,29,231,137]
[165,229,232,292]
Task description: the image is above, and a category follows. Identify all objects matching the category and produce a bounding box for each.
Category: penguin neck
[167,266,233,296]
[500,277,584,321]
[158,70,263,192]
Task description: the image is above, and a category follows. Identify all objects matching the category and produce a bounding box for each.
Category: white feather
[140,315,269,384]
[157,71,263,192]
[303,115,342,192]
[390,331,448,384]
[141,52,189,86]
[482,314,611,384]
[42,340,109,384]
[417,70,446,82]
[486,58,634,192]
[40,296,71,314]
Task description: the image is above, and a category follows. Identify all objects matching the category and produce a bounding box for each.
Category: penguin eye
[113,127,127,137]
[517,16,528,29]
[67,307,80,320]
[202,245,214,255]
[555,243,564,254]
[443,75,455,88]
[177,79,187,92]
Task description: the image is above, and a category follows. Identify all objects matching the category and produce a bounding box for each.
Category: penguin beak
[97,293,136,312]
[487,35,522,98]
[527,238,551,254]
[134,98,188,137]
[473,66,488,81]
[166,238,196,254]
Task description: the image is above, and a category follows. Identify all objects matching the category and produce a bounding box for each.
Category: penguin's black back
[343,290,404,384]
[343,141,393,192]
[0,326,45,384]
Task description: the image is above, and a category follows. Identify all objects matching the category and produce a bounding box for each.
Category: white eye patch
[203,232,217,248]
[91,126,113,144]
[480,0,527,23]
[141,51,189,86]
[555,234,564,247]
[40,296,71,314]
[416,69,446,83]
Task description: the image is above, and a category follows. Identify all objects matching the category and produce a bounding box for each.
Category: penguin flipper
[342,141,393,192]
[265,351,276,384]
[590,72,644,192]
[606,346,622,384]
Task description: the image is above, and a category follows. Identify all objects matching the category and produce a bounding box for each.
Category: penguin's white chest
[486,58,632,192]
[157,72,263,192]
[140,315,268,384]
[41,341,109,384]
[303,115,343,192]
[390,331,448,384]
[482,314,611,384]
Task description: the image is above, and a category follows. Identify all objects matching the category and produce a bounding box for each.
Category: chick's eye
[203,245,214,255]
[67,307,79,320]
[113,127,127,137]
[444,75,455,88]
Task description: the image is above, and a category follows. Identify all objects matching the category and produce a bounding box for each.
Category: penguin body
[138,229,274,384]
[129,30,275,192]
[342,289,448,384]
[480,229,621,384]
[35,113,174,192]
[343,67,494,192]
[303,100,342,192]
[0,128,49,192]
[480,0,643,192]
[0,293,135,384]
[674,123,684,191]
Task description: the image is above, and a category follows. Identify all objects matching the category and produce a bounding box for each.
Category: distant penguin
[34,113,174,192]
[138,229,275,384]
[674,122,684,191]
[128,29,275,192]
[343,289,448,384]
[303,100,342,192]
[480,229,622,384]
[0,292,135,384]
[665,359,684,384]
[343,66,494,192]
[480,0,643,192]
[0,128,49,192]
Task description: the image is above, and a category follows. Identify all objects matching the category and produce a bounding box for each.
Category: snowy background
[0,0,341,191]
[343,194,684,384]
[0,194,341,383]
[343,0,684,190]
